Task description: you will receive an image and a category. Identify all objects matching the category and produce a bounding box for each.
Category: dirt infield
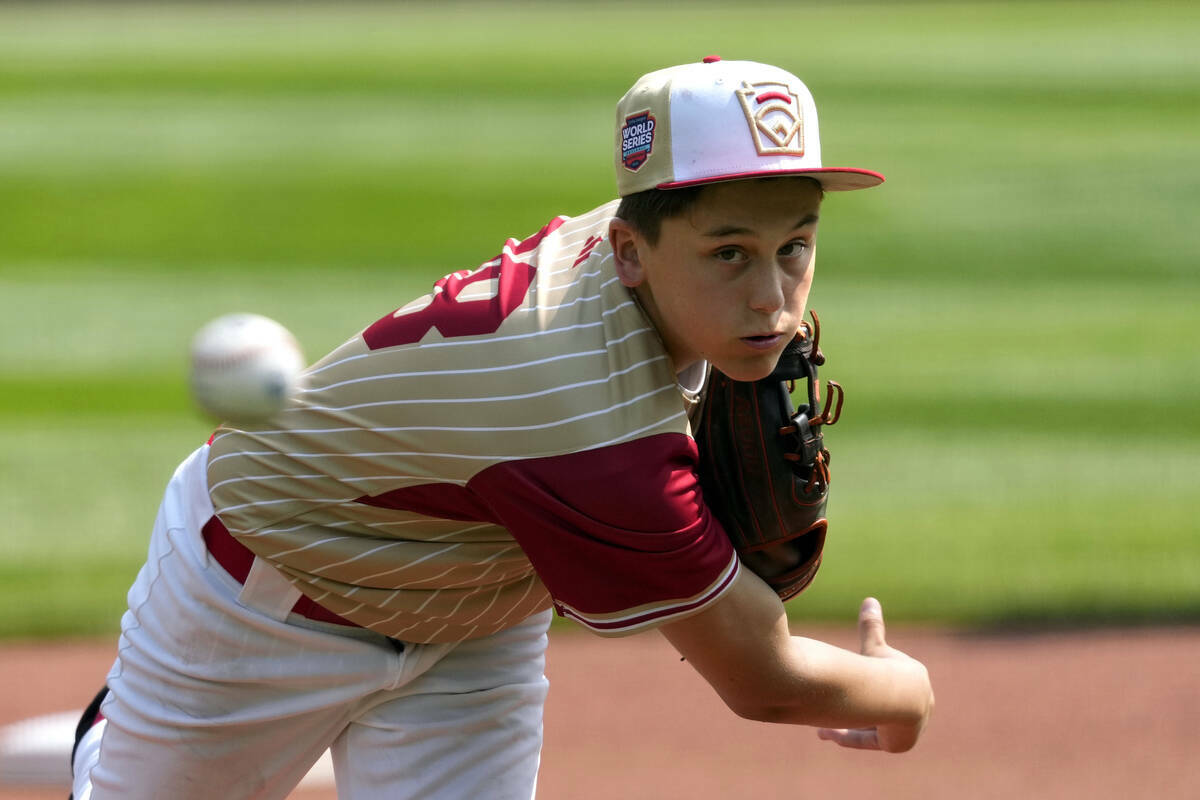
[2,624,1197,799]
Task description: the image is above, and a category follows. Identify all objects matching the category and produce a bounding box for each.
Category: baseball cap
[615,56,884,196]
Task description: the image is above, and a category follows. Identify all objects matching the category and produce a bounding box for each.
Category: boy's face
[612,177,822,382]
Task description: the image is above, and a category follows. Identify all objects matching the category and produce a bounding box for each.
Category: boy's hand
[816,597,935,752]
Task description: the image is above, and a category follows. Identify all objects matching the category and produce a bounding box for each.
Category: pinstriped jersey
[207,200,738,643]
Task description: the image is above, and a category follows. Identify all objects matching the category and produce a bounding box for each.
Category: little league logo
[621,111,656,171]
[736,81,805,156]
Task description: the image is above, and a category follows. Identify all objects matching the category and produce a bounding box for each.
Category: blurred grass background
[0,1,1196,637]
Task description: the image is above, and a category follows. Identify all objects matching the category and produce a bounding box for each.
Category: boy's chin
[709,355,780,383]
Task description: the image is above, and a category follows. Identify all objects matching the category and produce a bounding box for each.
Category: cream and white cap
[615,57,884,196]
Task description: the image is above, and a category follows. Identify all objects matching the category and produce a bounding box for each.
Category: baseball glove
[695,310,844,601]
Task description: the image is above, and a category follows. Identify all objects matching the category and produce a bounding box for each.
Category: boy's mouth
[741,333,783,350]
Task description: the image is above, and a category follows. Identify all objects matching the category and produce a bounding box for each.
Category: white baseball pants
[73,446,552,799]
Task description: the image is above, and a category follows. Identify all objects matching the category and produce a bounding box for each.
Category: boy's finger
[858,596,886,653]
[817,727,881,750]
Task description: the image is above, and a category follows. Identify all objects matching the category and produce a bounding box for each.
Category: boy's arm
[659,568,934,752]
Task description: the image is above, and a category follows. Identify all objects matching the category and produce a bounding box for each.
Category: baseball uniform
[75,200,738,800]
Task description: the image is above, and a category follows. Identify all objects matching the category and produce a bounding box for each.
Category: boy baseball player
[71,58,934,799]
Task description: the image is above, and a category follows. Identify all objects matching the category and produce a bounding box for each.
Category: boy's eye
[778,241,808,258]
[714,247,744,263]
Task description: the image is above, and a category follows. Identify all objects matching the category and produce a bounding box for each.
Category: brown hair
[614,186,706,246]
[615,177,824,246]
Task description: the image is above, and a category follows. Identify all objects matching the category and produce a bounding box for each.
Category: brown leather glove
[694,311,844,601]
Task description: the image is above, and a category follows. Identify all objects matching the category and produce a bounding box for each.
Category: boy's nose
[748,266,786,314]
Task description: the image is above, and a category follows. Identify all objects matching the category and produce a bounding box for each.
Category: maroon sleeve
[468,432,739,634]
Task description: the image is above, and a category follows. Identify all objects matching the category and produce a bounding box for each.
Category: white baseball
[189,313,305,425]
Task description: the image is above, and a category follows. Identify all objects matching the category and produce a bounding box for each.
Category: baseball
[189,313,305,425]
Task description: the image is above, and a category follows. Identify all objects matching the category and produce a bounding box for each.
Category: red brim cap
[658,166,885,192]
[616,59,884,196]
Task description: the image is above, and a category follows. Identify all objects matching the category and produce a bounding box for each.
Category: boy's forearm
[661,570,932,744]
[757,635,930,729]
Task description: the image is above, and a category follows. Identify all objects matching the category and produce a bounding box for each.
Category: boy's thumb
[858,597,887,653]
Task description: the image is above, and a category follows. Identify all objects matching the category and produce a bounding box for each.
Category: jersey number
[363,217,566,350]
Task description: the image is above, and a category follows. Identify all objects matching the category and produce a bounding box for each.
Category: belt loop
[238,556,303,622]
[203,515,361,629]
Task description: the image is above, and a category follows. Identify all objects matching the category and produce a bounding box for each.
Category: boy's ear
[608,218,645,288]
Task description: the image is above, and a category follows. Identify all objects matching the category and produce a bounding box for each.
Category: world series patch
[621,111,656,172]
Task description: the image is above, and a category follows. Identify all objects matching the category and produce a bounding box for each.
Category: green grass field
[1,1,1197,637]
